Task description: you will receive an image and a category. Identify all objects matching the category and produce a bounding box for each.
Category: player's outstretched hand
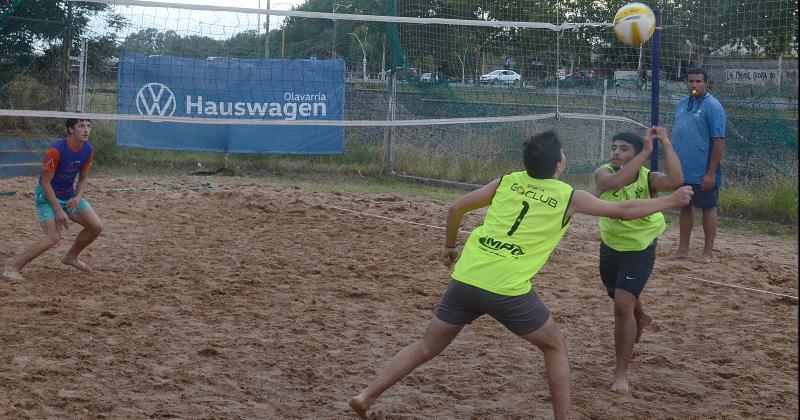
[441,247,459,270]
[56,209,70,231]
[669,185,693,207]
[66,196,80,212]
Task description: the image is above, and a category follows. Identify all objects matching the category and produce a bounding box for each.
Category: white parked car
[480,69,521,84]
[420,72,432,82]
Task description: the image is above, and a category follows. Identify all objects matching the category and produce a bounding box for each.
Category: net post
[77,39,88,112]
[650,8,662,171]
[600,78,608,163]
[388,75,396,174]
[264,0,271,59]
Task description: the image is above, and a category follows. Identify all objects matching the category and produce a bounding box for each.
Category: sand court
[0,175,797,419]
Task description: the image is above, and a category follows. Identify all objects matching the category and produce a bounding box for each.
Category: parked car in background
[479,69,521,84]
[420,72,432,82]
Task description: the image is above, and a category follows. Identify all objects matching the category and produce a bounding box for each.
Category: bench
[0,139,53,177]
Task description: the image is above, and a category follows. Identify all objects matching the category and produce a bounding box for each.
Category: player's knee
[613,298,635,318]
[90,221,103,236]
[45,231,61,247]
[417,338,446,358]
[534,324,566,353]
[542,332,566,354]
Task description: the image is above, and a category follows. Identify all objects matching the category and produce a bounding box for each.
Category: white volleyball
[613,3,656,46]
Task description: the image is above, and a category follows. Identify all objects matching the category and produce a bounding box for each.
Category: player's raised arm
[648,126,684,192]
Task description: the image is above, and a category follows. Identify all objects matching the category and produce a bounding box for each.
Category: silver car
[479,69,521,84]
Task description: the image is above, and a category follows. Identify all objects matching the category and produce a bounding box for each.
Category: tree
[224,30,262,58]
[119,28,174,56]
[1,0,123,108]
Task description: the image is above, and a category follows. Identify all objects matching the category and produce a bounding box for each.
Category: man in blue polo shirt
[670,68,726,263]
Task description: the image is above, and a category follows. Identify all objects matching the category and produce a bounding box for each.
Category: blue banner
[116,53,345,154]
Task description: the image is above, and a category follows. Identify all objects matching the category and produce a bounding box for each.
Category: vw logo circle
[136,82,176,117]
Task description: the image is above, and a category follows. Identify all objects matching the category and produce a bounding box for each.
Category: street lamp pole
[332,3,342,59]
[350,32,367,81]
[264,0,271,59]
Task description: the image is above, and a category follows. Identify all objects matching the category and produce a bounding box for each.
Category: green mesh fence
[0,0,797,190]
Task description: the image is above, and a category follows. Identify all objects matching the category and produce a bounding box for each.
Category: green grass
[718,218,798,237]
[4,77,795,234]
[89,116,798,233]
[89,119,385,177]
[720,179,798,225]
[663,211,797,237]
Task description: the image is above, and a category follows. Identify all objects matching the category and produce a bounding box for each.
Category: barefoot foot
[693,253,713,264]
[635,313,653,344]
[608,375,631,394]
[2,270,24,282]
[61,256,92,272]
[665,251,689,261]
[349,395,371,419]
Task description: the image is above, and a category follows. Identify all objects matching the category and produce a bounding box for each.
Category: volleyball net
[0,0,796,186]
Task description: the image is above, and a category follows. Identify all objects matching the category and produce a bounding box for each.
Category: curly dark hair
[612,132,644,154]
[523,130,562,179]
[66,118,92,131]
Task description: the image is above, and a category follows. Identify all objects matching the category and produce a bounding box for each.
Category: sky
[97,0,311,40]
[143,0,306,8]
[138,0,308,26]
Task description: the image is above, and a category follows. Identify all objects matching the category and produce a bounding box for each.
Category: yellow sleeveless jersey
[452,171,574,296]
[598,163,666,251]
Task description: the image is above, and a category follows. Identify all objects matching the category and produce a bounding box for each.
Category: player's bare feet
[608,375,631,394]
[635,313,652,344]
[665,251,689,261]
[349,394,371,419]
[694,253,713,264]
[61,256,92,272]
[2,270,24,282]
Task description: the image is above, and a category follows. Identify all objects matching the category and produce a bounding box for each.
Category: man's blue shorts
[686,183,719,209]
[34,184,91,223]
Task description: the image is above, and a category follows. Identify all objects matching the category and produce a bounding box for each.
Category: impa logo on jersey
[479,236,525,257]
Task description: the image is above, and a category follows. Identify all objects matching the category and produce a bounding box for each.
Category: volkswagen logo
[136,82,176,116]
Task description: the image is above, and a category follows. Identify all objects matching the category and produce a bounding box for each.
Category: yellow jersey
[598,163,666,251]
[452,171,574,296]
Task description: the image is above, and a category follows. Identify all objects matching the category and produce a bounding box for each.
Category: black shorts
[435,279,551,336]
[599,240,657,299]
[686,183,719,209]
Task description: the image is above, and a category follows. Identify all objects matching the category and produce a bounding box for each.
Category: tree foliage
[4,0,795,90]
[1,0,123,102]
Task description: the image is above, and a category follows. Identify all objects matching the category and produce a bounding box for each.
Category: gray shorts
[435,279,551,336]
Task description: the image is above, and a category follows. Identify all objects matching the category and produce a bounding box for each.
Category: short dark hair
[612,132,644,154]
[66,118,91,131]
[686,68,708,82]
[523,130,562,179]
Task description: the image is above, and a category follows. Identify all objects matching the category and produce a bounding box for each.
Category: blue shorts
[686,183,719,209]
[35,184,92,223]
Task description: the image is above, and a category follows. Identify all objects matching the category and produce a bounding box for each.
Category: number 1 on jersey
[507,201,529,236]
